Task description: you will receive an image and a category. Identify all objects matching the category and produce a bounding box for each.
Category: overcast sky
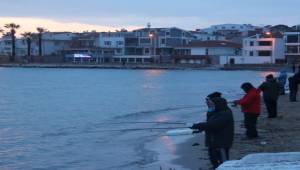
[0,0,299,33]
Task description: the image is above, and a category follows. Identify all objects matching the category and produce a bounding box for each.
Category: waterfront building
[129,27,194,63]
[174,40,241,64]
[0,35,34,57]
[201,24,257,34]
[243,33,285,64]
[284,32,300,63]
[190,31,226,41]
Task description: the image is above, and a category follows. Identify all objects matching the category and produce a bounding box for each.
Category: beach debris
[260,141,267,145]
[192,143,200,146]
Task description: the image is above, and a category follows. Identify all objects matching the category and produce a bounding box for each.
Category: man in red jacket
[234,82,261,139]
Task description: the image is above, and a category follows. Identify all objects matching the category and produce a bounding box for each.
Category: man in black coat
[259,74,280,118]
[191,93,234,169]
[289,76,298,102]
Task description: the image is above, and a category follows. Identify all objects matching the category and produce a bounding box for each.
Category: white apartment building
[0,37,33,56]
[98,32,126,56]
[174,40,241,64]
[38,32,75,56]
[191,31,226,41]
[243,34,285,63]
[202,24,257,34]
[284,32,300,63]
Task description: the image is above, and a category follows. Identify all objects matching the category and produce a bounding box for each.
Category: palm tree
[4,23,20,62]
[0,28,4,36]
[21,32,33,61]
[36,27,47,57]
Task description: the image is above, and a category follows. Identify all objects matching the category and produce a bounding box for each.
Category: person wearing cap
[259,74,280,118]
[191,92,234,169]
[234,83,261,139]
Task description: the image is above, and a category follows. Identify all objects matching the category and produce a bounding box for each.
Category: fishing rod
[100,121,187,125]
[86,126,192,133]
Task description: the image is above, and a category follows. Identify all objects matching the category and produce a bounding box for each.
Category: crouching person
[191,92,234,169]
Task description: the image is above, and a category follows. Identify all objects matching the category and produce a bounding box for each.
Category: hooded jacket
[193,97,234,148]
[259,78,280,101]
[236,88,261,115]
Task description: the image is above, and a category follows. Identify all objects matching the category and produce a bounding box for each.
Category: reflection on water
[144,70,165,77]
[156,115,171,123]
[160,136,176,154]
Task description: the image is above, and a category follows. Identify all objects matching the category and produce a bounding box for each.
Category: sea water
[0,68,271,170]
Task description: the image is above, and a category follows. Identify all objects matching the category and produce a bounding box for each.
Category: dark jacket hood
[211,97,229,112]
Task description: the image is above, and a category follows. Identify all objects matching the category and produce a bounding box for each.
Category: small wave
[113,105,202,120]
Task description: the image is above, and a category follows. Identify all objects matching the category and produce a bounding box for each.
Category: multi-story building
[174,40,242,64]
[284,32,300,63]
[128,27,194,63]
[202,24,257,34]
[243,34,285,63]
[190,31,226,41]
[0,36,32,57]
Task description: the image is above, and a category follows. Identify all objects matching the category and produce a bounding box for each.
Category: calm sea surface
[0,68,270,170]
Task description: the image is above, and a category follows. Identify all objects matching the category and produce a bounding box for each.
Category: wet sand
[173,94,300,170]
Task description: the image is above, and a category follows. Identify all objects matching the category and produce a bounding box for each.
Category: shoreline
[173,94,300,170]
[0,63,292,71]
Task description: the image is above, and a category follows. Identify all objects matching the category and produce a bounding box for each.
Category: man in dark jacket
[259,74,280,118]
[289,76,298,102]
[191,92,234,169]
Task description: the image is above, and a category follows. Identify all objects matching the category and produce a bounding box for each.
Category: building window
[287,35,299,43]
[286,46,299,54]
[250,41,254,46]
[145,48,150,54]
[250,51,254,56]
[104,41,111,46]
[166,32,170,36]
[116,49,122,54]
[161,39,166,45]
[205,48,209,55]
[140,38,151,44]
[259,41,272,46]
[117,41,124,45]
[258,51,272,56]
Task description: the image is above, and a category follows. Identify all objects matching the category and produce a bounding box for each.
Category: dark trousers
[264,99,278,118]
[208,147,229,169]
[279,86,285,95]
[244,113,258,138]
[290,88,298,102]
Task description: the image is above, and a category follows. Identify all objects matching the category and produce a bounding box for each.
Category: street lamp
[265,32,272,38]
[149,32,157,62]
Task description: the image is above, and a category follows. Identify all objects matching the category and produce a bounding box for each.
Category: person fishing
[259,74,280,118]
[288,76,298,102]
[234,82,261,139]
[191,92,234,169]
[277,70,287,95]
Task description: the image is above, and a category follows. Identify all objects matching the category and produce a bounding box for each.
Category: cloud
[0,17,142,36]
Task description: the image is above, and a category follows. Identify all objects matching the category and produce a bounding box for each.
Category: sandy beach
[173,93,300,170]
